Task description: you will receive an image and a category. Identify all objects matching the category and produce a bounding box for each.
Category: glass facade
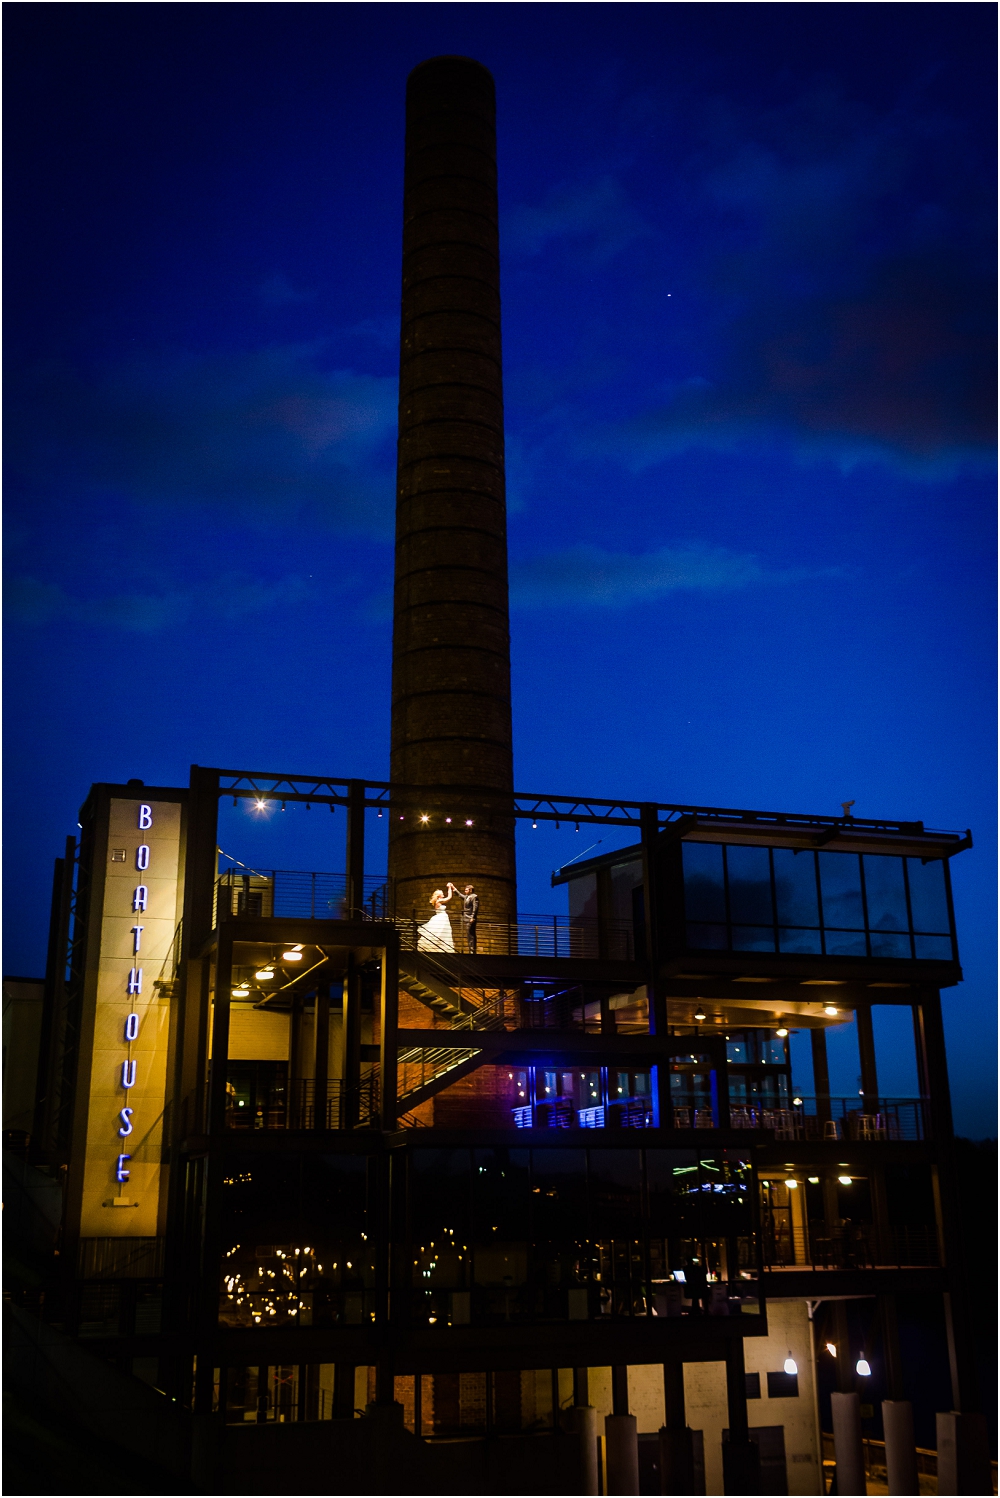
[407,1146,757,1326]
[682,843,954,960]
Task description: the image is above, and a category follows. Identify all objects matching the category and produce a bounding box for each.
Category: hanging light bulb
[776,1027,788,1038]
[856,1355,871,1377]
[377,808,382,818]
[783,1354,798,1375]
[826,1342,837,1357]
[694,1005,706,1021]
[824,1004,838,1016]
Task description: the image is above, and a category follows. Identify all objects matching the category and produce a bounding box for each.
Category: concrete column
[882,1400,918,1495]
[568,1404,599,1495]
[605,1413,639,1495]
[830,1391,865,1496]
[936,1411,992,1496]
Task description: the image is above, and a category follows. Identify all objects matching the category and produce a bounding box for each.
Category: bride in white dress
[417,884,457,952]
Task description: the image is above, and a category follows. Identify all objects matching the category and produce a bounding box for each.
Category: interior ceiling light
[776,1027,789,1037]
[255,968,275,981]
[808,1176,820,1184]
[282,945,304,961]
[824,1005,839,1016]
[784,1178,798,1189]
[784,1354,798,1375]
[856,1356,872,1377]
[826,1343,837,1357]
[838,1175,852,1185]
[465,819,473,826]
[232,985,250,998]
[694,1006,706,1021]
[793,1096,803,1106]
[420,814,429,823]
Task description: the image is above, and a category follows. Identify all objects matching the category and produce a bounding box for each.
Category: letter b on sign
[138,805,153,829]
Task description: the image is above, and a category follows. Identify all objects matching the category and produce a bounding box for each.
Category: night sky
[5,4,995,1135]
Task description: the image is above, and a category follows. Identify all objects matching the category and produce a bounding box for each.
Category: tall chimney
[388,57,516,924]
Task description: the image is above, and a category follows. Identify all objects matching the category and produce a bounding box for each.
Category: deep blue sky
[5,4,995,1134]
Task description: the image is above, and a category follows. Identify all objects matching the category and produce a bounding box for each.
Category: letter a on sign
[132,885,148,912]
[138,805,153,829]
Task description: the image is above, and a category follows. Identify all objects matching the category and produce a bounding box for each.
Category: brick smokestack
[388,56,516,925]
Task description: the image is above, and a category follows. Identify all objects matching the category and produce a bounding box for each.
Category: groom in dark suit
[461,885,479,953]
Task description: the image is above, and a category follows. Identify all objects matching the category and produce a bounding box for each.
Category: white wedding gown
[417,905,455,952]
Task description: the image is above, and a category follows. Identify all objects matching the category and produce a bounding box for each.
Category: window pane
[869,931,911,959]
[863,856,908,932]
[726,845,773,925]
[818,853,864,929]
[682,843,726,921]
[914,935,952,961]
[731,926,775,952]
[772,849,819,928]
[823,930,866,956]
[778,928,822,954]
[686,923,728,950]
[906,859,950,933]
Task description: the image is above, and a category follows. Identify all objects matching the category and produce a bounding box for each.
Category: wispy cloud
[4,571,315,632]
[504,175,653,265]
[6,343,398,535]
[510,544,838,610]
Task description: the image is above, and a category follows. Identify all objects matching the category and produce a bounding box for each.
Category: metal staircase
[394,949,512,1121]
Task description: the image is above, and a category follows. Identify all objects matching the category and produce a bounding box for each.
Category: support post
[882,1400,919,1496]
[723,1338,759,1495]
[810,1028,832,1126]
[722,1339,759,1495]
[345,779,366,920]
[856,1003,879,1110]
[830,1392,865,1497]
[640,804,671,1131]
[379,934,399,1130]
[342,958,361,1129]
[605,1414,639,1496]
[313,982,330,1130]
[659,1361,695,1494]
[289,990,304,1127]
[936,1411,992,1496]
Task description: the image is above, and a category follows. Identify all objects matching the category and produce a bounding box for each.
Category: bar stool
[823,1119,840,1140]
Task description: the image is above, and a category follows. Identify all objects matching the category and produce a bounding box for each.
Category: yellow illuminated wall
[77,797,184,1238]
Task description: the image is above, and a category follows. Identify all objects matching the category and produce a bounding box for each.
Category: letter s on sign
[118,1107,134,1137]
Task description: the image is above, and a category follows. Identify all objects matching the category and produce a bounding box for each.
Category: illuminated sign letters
[132,885,148,911]
[118,1107,134,1136]
[116,1153,131,1182]
[124,1013,139,1040]
[136,845,150,871]
[138,805,153,829]
[121,1060,137,1089]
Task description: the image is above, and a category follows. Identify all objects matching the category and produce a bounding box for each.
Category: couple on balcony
[418,882,479,953]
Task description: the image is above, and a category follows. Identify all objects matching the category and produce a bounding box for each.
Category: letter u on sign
[121,1060,136,1088]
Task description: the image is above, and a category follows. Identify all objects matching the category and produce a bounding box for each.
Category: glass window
[682,843,726,922]
[823,930,866,957]
[818,853,864,929]
[686,923,728,950]
[906,859,950,933]
[913,934,952,961]
[869,932,911,959]
[863,855,908,932]
[772,848,819,927]
[726,846,773,926]
[588,1150,642,1231]
[732,926,775,952]
[778,928,822,954]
